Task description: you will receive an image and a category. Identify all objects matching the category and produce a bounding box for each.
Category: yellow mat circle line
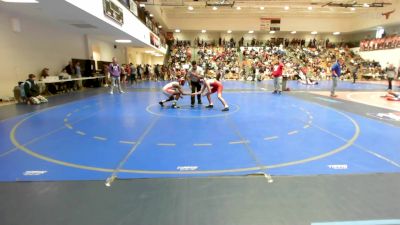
[10,106,359,175]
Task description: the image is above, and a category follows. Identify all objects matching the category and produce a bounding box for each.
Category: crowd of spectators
[360,35,400,51]
[165,38,397,84]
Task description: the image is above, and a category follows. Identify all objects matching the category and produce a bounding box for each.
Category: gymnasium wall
[172,31,342,45]
[164,1,400,34]
[351,47,400,69]
[0,11,127,98]
[89,37,126,66]
[126,48,164,66]
[343,25,400,42]
[167,16,354,33]
[0,12,87,98]
[64,0,166,54]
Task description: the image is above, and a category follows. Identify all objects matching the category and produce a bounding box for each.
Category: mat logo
[328,164,348,170]
[177,166,198,171]
[23,170,47,176]
[367,112,400,121]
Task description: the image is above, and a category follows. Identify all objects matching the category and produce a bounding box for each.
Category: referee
[188,61,204,107]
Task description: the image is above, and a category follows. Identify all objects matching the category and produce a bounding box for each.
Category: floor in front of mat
[0,80,399,225]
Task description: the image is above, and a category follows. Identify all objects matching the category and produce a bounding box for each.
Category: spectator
[386,64,397,90]
[103,64,110,87]
[108,57,124,94]
[64,61,75,75]
[331,58,344,97]
[39,68,57,94]
[124,64,131,84]
[272,57,284,94]
[351,63,359,84]
[39,68,50,80]
[154,64,160,81]
[137,64,142,80]
[75,61,82,89]
[129,63,136,84]
[120,64,127,84]
[144,64,150,80]
[63,61,75,91]
[24,74,48,104]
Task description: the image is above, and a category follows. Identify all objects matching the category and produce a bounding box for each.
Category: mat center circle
[146,103,240,118]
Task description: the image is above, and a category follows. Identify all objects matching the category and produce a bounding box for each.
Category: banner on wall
[103,0,124,25]
[260,18,280,31]
[145,17,153,30]
[129,0,138,16]
[150,33,160,48]
[165,32,174,41]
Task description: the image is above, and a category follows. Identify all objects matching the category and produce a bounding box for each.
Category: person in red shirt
[272,57,284,94]
[193,74,229,111]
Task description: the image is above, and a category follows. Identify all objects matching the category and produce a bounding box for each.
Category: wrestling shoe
[222,107,229,112]
[205,105,214,108]
[191,104,194,108]
[159,101,164,107]
[172,105,181,109]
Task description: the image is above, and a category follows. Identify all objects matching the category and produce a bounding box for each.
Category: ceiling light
[260,6,265,10]
[175,29,180,33]
[149,14,154,17]
[227,30,232,33]
[115,40,131,43]
[1,0,38,2]
[201,30,206,33]
[236,6,241,10]
[311,31,318,35]
[363,3,370,7]
[333,32,340,35]
[188,6,194,11]
[291,31,297,34]
[248,30,254,34]
[350,7,356,11]
[158,25,162,28]
[308,6,312,10]
[284,6,289,10]
[212,6,218,10]
[139,3,145,7]
[269,31,275,34]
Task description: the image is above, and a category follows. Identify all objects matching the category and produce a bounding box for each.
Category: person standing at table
[75,61,82,90]
[187,61,204,107]
[109,57,124,94]
[64,61,75,75]
[63,61,75,92]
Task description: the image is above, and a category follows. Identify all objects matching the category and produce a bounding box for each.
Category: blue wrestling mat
[0,81,399,181]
